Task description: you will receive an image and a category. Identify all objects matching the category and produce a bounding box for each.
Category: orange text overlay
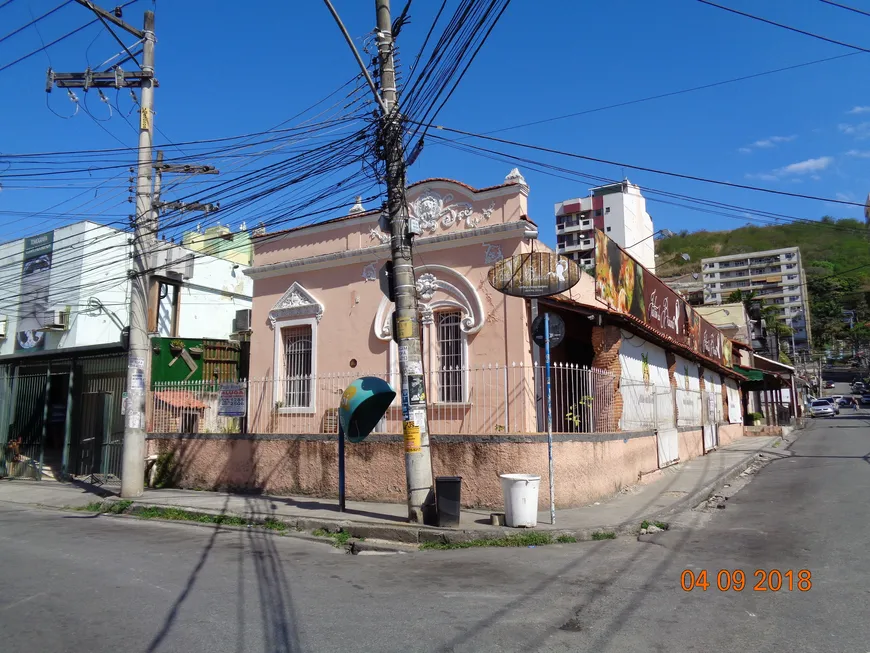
[680,569,812,592]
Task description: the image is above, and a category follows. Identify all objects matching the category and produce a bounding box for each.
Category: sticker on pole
[403,421,421,453]
[408,375,426,404]
[218,383,247,417]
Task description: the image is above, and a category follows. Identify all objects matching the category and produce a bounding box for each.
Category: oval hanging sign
[487,252,581,298]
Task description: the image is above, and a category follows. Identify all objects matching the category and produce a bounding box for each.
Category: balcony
[557,240,594,254]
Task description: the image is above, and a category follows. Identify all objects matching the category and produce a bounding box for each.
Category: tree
[727,289,758,309]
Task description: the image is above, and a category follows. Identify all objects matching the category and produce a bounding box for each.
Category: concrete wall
[0,222,131,357]
[149,431,661,509]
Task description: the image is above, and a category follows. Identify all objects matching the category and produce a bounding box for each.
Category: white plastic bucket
[499,473,541,528]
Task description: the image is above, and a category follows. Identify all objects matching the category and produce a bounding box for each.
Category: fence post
[61,365,75,479]
[38,363,52,480]
[502,363,509,433]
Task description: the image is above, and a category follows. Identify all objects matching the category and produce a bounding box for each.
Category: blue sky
[2,0,870,249]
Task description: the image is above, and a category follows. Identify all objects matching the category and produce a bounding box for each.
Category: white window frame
[387,305,470,405]
[272,315,318,414]
[433,309,468,404]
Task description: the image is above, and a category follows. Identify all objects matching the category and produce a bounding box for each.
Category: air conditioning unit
[234,309,252,332]
[41,308,70,331]
[0,318,6,339]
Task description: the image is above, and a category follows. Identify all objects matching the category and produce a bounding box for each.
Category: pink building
[148,170,746,510]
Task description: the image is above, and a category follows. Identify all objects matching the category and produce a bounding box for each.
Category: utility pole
[374,0,436,524]
[120,9,155,498]
[322,0,436,523]
[47,7,155,497]
[152,151,220,234]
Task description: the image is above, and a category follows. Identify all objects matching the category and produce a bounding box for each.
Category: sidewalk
[0,435,781,545]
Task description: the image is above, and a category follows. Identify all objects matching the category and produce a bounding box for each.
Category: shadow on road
[434,444,724,653]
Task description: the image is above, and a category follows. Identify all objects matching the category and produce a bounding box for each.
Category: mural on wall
[15,230,54,352]
[594,230,732,368]
[644,273,689,342]
[594,230,645,321]
[641,352,650,387]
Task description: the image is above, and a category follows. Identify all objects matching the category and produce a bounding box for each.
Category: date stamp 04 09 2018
[681,569,813,592]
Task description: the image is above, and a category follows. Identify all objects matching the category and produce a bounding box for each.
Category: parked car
[824,381,836,389]
[810,400,835,417]
[862,394,870,405]
[821,398,840,414]
[833,395,850,406]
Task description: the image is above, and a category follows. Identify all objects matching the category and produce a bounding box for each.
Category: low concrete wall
[678,428,704,461]
[717,423,744,446]
[147,422,746,510]
[148,431,660,510]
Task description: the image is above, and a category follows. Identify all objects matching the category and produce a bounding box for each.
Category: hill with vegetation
[653,217,870,351]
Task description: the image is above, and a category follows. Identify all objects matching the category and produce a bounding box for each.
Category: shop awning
[734,365,764,381]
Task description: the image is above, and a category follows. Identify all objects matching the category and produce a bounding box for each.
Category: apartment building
[701,247,811,352]
[554,179,655,271]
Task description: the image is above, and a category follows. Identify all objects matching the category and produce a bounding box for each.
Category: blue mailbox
[339,376,397,443]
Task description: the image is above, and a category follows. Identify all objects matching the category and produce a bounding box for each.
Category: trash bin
[499,473,541,528]
[435,476,462,528]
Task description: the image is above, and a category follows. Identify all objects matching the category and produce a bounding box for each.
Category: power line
[435,136,870,237]
[697,0,870,54]
[0,0,140,74]
[819,0,870,19]
[446,52,862,138]
[422,126,866,208]
[0,0,73,46]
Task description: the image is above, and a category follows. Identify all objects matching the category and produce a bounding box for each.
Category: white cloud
[838,122,870,138]
[744,172,780,182]
[739,135,797,153]
[846,149,870,157]
[746,156,833,182]
[836,192,854,201]
[775,156,833,176]
[848,106,870,114]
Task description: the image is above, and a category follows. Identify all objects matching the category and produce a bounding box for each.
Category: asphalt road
[1,418,868,653]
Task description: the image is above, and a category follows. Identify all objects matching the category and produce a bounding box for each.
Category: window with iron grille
[283,325,312,407]
[437,311,464,402]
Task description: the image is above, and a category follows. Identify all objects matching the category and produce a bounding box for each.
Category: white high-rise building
[554,180,655,271]
[701,247,811,352]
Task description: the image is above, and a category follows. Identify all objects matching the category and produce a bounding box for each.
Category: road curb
[89,498,633,547]
[644,446,769,520]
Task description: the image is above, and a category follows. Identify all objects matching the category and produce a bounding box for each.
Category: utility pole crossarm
[74,0,145,38]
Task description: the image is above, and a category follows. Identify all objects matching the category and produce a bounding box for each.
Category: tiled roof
[153,390,207,410]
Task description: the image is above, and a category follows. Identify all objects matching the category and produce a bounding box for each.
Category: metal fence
[147,365,742,437]
[149,364,626,436]
[0,354,126,483]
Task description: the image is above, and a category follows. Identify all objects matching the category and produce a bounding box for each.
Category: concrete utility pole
[47,7,155,496]
[375,0,436,524]
[322,0,436,523]
[119,9,155,498]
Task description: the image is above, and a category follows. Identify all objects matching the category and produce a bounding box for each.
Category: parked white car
[810,400,835,417]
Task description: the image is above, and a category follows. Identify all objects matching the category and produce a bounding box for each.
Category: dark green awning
[734,365,764,381]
